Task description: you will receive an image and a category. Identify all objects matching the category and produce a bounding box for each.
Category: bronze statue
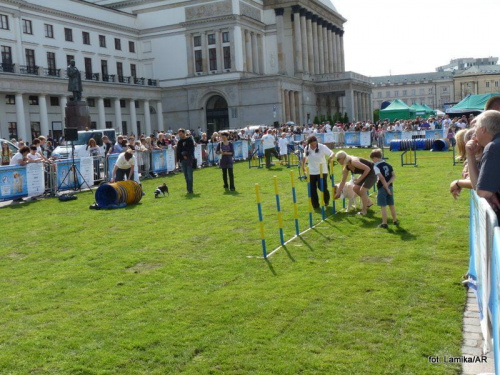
[67,60,82,101]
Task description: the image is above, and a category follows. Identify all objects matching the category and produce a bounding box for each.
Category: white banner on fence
[360,132,371,147]
[324,133,334,143]
[166,149,175,172]
[26,163,44,197]
[79,157,94,187]
[195,145,202,167]
[242,141,249,160]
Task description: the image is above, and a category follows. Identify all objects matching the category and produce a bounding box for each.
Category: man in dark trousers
[176,128,195,194]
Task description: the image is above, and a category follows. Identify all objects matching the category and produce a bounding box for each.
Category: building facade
[0,0,372,141]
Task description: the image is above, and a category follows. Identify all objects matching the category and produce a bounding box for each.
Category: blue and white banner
[0,165,28,200]
[79,157,94,187]
[344,132,360,146]
[56,159,81,190]
[384,131,402,146]
[194,144,202,167]
[360,132,371,147]
[233,141,243,160]
[425,130,444,140]
[152,150,168,173]
[207,143,220,164]
[166,149,175,172]
[489,228,500,374]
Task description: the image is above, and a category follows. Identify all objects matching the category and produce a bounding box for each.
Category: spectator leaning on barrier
[10,146,31,166]
[469,110,500,214]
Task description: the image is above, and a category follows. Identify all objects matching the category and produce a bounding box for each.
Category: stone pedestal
[65,101,91,130]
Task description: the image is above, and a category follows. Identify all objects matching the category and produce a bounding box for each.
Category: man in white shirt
[261,129,280,168]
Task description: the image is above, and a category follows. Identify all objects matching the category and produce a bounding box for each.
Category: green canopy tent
[421,104,436,117]
[446,93,500,116]
[380,99,416,121]
[410,103,428,117]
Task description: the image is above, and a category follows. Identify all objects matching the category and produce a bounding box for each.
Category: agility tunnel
[390,139,434,151]
[431,139,450,151]
[95,180,143,208]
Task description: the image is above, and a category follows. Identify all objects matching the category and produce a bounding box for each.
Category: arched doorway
[206,95,229,136]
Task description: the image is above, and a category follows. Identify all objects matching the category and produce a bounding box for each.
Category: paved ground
[463,288,495,375]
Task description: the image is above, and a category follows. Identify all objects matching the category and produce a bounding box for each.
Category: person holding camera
[176,128,195,194]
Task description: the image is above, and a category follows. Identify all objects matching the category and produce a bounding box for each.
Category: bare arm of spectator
[465,139,480,189]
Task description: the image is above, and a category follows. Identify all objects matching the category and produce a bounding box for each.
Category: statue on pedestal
[67,60,82,101]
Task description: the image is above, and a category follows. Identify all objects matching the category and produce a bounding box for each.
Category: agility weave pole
[273,176,285,246]
[254,183,267,258]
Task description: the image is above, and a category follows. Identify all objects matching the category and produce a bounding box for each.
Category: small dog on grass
[335,179,360,212]
[154,183,169,198]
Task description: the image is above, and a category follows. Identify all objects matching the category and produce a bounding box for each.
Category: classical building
[371,57,500,114]
[0,0,372,141]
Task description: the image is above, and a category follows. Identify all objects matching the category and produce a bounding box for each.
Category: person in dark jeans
[216,132,235,191]
[176,128,195,194]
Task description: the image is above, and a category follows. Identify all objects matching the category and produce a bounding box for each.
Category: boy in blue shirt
[370,149,399,228]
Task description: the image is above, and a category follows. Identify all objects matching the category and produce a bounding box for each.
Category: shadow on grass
[388,226,418,241]
[282,245,296,262]
[265,258,277,275]
[185,193,202,199]
[3,199,39,209]
[223,190,241,196]
[297,235,314,252]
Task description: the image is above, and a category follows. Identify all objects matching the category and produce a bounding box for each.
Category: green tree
[373,109,380,123]
[313,115,320,124]
[343,112,349,123]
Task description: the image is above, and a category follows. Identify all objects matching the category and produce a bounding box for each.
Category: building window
[44,24,53,38]
[120,99,126,108]
[428,88,433,94]
[385,91,390,98]
[22,19,32,35]
[1,46,13,72]
[114,38,121,50]
[129,41,135,53]
[101,60,108,77]
[87,98,95,107]
[496,81,499,88]
[442,87,447,92]
[99,35,106,48]
[82,31,90,45]
[25,49,36,68]
[106,121,113,129]
[402,90,407,96]
[90,122,97,130]
[209,48,217,71]
[207,34,216,45]
[29,96,39,105]
[377,92,382,98]
[486,81,490,88]
[31,122,41,139]
[47,52,57,75]
[8,122,17,139]
[411,89,416,95]
[419,88,424,95]
[135,101,140,109]
[116,62,123,78]
[222,31,229,43]
[394,91,399,97]
[195,50,202,72]
[50,96,59,106]
[6,95,15,105]
[66,55,75,67]
[193,36,201,47]
[122,121,127,135]
[84,57,92,78]
[223,46,231,70]
[65,28,73,42]
[130,64,136,78]
[0,14,8,30]
[104,99,111,107]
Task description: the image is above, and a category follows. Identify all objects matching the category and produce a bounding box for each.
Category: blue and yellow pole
[274,176,285,246]
[306,167,313,228]
[255,183,267,258]
[290,170,300,236]
[319,164,326,220]
[330,159,336,215]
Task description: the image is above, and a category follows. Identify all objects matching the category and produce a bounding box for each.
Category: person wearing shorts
[370,148,398,228]
[334,150,376,215]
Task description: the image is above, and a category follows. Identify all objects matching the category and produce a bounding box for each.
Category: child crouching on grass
[370,149,399,228]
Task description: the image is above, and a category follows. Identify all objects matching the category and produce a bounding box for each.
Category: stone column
[251,32,259,74]
[15,93,27,141]
[156,101,164,131]
[216,30,223,73]
[332,27,338,73]
[317,18,324,74]
[289,90,296,124]
[306,12,314,75]
[97,97,106,129]
[201,32,208,73]
[143,100,151,135]
[60,96,67,126]
[322,21,329,74]
[311,15,319,75]
[12,16,25,68]
[282,90,287,123]
[275,8,285,74]
[357,92,363,121]
[129,99,138,136]
[335,29,342,73]
[257,34,264,74]
[245,30,253,72]
[39,94,49,137]
[327,25,334,73]
[284,89,291,122]
[114,98,123,134]
[300,9,309,73]
[291,5,303,74]
[339,29,345,72]
[187,33,194,76]
[294,91,301,125]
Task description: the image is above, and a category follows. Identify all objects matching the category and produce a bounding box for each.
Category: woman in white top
[110,150,135,182]
[301,135,335,209]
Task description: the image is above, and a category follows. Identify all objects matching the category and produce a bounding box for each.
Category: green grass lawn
[0,149,468,374]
